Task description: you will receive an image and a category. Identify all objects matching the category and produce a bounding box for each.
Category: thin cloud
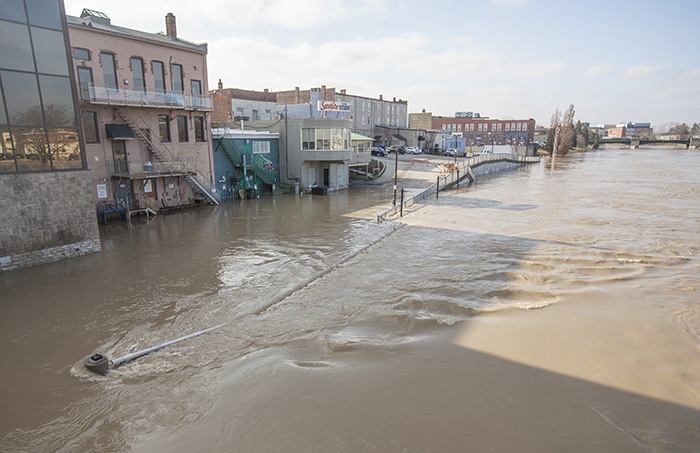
[584,64,615,78]
[624,65,665,78]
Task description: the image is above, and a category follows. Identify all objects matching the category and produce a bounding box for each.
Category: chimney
[218,79,223,90]
[379,94,383,100]
[165,13,177,38]
[264,88,269,93]
[341,89,346,95]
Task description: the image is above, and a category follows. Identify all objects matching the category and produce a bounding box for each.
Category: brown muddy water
[1,147,699,452]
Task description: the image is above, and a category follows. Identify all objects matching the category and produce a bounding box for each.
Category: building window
[130,57,145,92]
[158,114,170,142]
[73,47,90,60]
[301,127,349,151]
[82,111,99,143]
[522,122,527,131]
[171,63,183,93]
[100,52,117,90]
[194,116,205,142]
[516,123,522,131]
[235,107,244,117]
[497,123,502,131]
[191,79,202,107]
[265,110,272,120]
[177,115,188,142]
[252,109,259,120]
[316,128,330,149]
[0,2,84,174]
[191,79,201,96]
[302,128,315,150]
[152,61,165,93]
[253,141,270,154]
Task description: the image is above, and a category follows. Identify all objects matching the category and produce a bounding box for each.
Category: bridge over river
[598,137,699,149]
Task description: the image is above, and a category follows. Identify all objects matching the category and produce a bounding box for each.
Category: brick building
[432,115,536,147]
[68,9,217,217]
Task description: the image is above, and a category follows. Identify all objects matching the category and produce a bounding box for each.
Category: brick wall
[0,171,102,272]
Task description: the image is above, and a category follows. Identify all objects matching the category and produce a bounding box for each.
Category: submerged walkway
[376,153,540,221]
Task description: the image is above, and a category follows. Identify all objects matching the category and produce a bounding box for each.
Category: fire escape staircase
[115,108,220,205]
[217,130,277,186]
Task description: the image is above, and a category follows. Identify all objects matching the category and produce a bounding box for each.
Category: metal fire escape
[114,108,220,205]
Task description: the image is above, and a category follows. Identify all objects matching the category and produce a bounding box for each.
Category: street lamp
[393,144,398,206]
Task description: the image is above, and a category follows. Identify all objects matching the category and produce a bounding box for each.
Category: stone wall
[0,171,101,272]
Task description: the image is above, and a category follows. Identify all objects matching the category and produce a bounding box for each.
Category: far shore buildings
[603,122,653,139]
[431,112,536,150]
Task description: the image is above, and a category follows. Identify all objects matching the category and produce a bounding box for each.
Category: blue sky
[63,0,699,129]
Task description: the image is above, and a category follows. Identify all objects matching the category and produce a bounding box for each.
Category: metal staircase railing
[217,129,276,186]
[185,174,220,205]
[115,108,219,205]
[114,109,173,162]
[217,133,243,167]
[250,153,276,185]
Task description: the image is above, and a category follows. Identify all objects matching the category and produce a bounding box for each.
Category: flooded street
[1,148,699,451]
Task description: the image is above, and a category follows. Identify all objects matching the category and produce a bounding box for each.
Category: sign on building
[318,101,351,112]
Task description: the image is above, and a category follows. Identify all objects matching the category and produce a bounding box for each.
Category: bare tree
[546,108,561,155]
[557,104,576,155]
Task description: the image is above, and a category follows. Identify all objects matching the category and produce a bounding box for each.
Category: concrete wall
[471,160,523,177]
[0,171,102,272]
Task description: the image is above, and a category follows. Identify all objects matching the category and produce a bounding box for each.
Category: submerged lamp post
[84,324,224,375]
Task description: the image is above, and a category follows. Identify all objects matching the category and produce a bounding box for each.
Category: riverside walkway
[377,153,540,221]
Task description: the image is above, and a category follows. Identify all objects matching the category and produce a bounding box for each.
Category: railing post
[436,176,439,199]
[400,188,404,217]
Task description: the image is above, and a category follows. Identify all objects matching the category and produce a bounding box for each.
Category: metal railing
[108,160,196,178]
[377,153,540,221]
[80,84,212,111]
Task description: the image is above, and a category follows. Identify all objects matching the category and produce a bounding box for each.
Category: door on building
[114,181,133,208]
[112,140,127,174]
[323,168,329,187]
[307,167,316,187]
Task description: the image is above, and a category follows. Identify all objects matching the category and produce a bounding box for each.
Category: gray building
[1,0,101,272]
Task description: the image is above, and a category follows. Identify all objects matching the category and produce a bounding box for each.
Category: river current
[1,147,698,451]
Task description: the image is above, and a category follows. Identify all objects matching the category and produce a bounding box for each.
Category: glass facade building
[0,0,84,174]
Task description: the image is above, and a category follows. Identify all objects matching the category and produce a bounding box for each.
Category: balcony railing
[109,160,196,178]
[79,84,212,111]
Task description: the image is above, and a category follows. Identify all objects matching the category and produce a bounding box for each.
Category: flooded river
[1,147,699,451]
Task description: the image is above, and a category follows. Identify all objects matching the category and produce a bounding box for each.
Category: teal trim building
[212,127,280,200]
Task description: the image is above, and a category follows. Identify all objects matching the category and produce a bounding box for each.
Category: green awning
[351,133,372,141]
